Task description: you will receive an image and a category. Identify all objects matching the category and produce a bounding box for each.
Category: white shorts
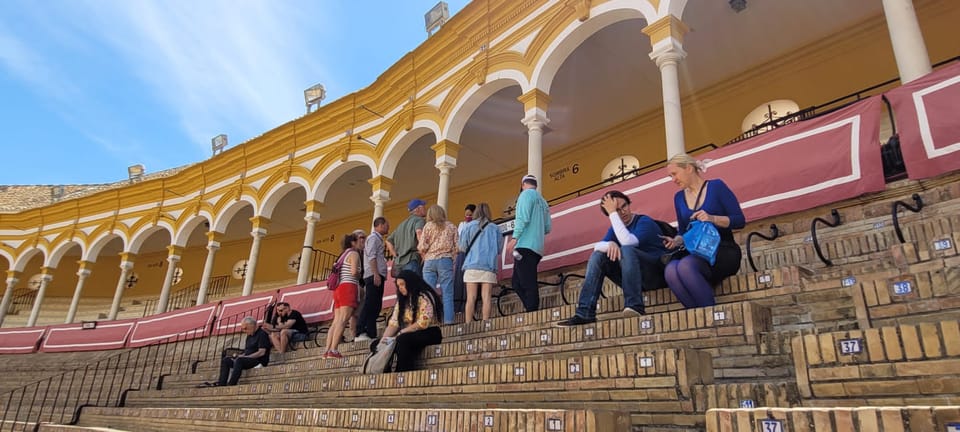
[463,269,497,284]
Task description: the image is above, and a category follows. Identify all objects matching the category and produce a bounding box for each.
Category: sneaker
[354,334,372,342]
[555,315,597,327]
[253,363,264,369]
[623,307,644,317]
[325,350,343,359]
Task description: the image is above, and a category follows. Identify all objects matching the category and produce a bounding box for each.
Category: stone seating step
[68,406,630,432]
[706,406,960,432]
[166,301,776,390]
[792,320,960,407]
[127,348,712,429]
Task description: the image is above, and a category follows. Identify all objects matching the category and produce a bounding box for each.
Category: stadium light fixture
[304,84,326,113]
[424,2,450,36]
[128,164,145,182]
[211,134,228,156]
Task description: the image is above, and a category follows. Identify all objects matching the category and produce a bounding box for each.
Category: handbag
[361,337,397,374]
[682,220,721,265]
[326,250,350,290]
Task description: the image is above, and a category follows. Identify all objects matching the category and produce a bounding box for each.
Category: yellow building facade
[1,0,958,327]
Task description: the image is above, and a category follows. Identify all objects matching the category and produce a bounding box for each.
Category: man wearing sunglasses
[556,190,669,327]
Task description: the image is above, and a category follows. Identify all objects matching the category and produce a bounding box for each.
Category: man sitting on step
[262,302,309,354]
[205,316,271,387]
[556,191,668,327]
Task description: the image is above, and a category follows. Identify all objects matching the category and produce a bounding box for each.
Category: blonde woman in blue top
[662,154,745,308]
[458,203,504,322]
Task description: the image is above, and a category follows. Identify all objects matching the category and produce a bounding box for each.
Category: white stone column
[881,0,932,83]
[26,269,54,327]
[65,262,93,323]
[518,89,551,194]
[644,15,690,159]
[435,163,455,211]
[521,115,548,189]
[430,142,460,211]
[296,214,321,284]
[196,232,222,305]
[242,217,270,296]
[0,272,21,327]
[652,47,687,158]
[368,176,394,224]
[155,245,184,314]
[108,258,135,320]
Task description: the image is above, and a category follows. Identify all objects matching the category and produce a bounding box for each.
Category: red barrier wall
[126,303,218,348]
[40,319,137,353]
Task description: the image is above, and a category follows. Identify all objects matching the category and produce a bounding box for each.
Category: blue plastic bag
[682,221,720,265]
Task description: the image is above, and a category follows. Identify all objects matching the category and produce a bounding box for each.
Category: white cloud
[70,0,338,153]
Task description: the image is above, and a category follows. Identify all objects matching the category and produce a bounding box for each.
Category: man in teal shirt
[508,175,551,311]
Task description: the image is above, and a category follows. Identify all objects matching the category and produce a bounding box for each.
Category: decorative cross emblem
[125,273,139,289]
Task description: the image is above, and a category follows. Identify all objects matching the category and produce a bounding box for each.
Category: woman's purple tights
[664,255,716,308]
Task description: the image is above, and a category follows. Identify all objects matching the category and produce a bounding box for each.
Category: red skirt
[333,282,358,309]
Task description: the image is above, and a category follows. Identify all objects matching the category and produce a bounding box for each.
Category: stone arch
[310,155,378,203]
[84,232,127,262]
[0,248,12,271]
[258,177,311,219]
[442,76,528,145]
[379,122,442,180]
[172,215,212,247]
[211,199,256,234]
[659,0,689,19]
[127,225,174,255]
[46,240,84,268]
[530,0,655,94]
[12,248,45,272]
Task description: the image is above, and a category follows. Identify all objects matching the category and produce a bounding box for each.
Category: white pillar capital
[119,261,135,271]
[304,214,322,224]
[521,112,550,131]
[77,268,92,278]
[649,40,687,68]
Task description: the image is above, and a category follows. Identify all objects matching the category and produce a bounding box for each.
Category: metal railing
[141,275,231,317]
[546,143,718,206]
[745,225,781,273]
[0,302,272,431]
[892,194,924,244]
[811,209,842,267]
[7,290,35,315]
[304,247,339,283]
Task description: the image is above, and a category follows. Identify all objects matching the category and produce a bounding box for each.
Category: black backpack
[641,215,677,238]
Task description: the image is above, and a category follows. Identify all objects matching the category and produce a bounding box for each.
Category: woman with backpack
[323,233,361,359]
[381,270,443,372]
[458,203,503,322]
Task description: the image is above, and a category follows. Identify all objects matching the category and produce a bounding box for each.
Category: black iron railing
[545,143,718,206]
[811,209,842,267]
[305,247,339,283]
[0,302,272,432]
[8,289,36,315]
[745,225,781,273]
[141,275,231,317]
[892,194,924,244]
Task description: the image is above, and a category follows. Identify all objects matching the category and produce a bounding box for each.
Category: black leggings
[394,326,443,372]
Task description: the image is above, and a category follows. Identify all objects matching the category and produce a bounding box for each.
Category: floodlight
[212,134,228,155]
[424,2,450,36]
[128,164,145,182]
[304,84,326,113]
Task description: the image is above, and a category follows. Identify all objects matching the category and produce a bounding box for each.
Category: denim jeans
[400,258,422,276]
[422,257,455,323]
[574,247,664,319]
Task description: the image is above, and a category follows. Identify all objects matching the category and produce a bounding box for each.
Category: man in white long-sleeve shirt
[556,191,669,326]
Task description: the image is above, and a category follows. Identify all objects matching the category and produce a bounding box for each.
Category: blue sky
[0,0,468,185]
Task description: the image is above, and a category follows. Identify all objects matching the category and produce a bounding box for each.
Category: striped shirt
[338,250,360,285]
